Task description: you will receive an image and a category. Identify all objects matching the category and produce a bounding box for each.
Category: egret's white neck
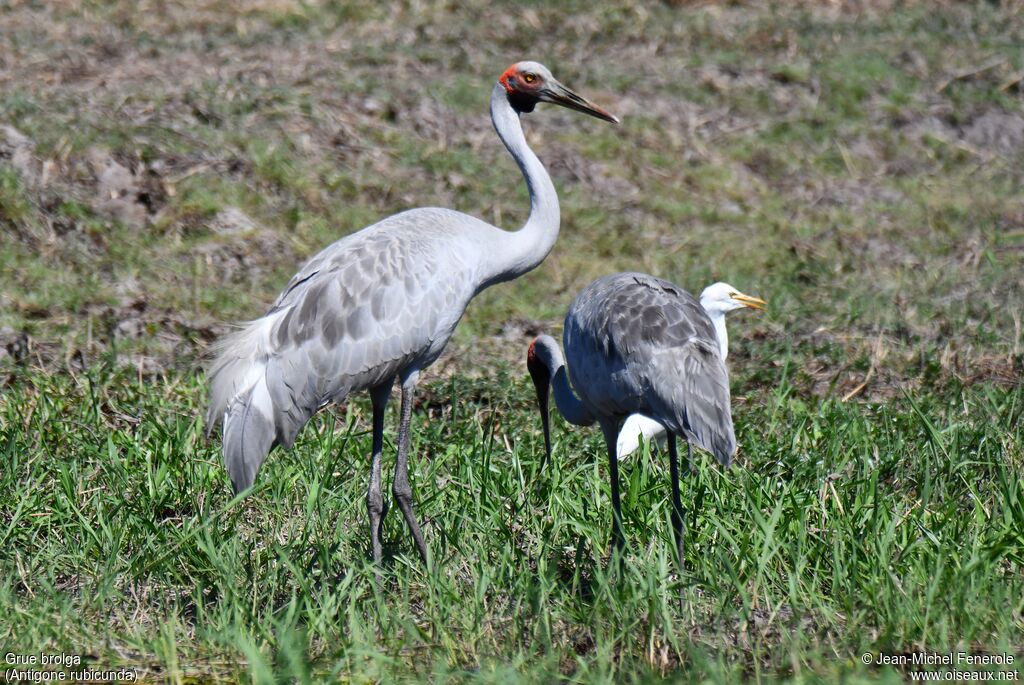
[706,309,729,360]
[479,82,560,288]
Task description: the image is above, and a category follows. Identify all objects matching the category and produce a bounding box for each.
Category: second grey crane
[617,282,765,458]
[526,272,737,571]
[206,61,618,565]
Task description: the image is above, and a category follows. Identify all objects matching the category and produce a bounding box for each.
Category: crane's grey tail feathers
[205,311,288,435]
[207,309,332,491]
[675,393,736,468]
[688,418,735,468]
[221,379,276,493]
[214,357,319,492]
[206,310,299,491]
[648,342,737,469]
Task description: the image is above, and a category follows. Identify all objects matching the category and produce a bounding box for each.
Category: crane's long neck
[480,82,560,287]
[548,359,594,427]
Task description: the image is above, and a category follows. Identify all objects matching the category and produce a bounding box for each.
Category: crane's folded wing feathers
[565,272,736,465]
[646,340,735,465]
[207,210,477,453]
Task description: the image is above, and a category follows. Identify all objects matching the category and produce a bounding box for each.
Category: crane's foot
[394,487,430,565]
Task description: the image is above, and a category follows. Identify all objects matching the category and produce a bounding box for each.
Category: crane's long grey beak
[537,385,552,471]
[540,81,619,124]
[527,360,553,472]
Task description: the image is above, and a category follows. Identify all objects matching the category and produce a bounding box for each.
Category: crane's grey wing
[207,211,476,489]
[565,272,736,465]
[262,223,471,442]
[645,339,735,466]
[622,275,736,465]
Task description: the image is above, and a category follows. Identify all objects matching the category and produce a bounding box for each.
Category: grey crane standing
[206,61,618,565]
[616,282,766,458]
[526,273,739,572]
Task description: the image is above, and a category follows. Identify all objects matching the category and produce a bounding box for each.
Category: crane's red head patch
[499,65,518,94]
[500,64,542,95]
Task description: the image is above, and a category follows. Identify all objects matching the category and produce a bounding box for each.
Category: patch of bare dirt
[784,174,906,222]
[2,130,196,237]
[195,209,294,285]
[893,106,1024,161]
[84,148,159,228]
[0,125,36,182]
[859,236,921,269]
[0,300,229,378]
[755,326,1024,403]
[962,111,1024,155]
[208,206,257,236]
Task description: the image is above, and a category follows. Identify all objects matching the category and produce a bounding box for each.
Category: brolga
[207,61,618,565]
[617,282,766,459]
[526,273,751,572]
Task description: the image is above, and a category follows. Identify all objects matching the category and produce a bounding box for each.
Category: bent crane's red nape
[527,338,552,380]
[499,64,519,94]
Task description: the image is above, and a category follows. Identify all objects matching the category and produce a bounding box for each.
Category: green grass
[1,0,1023,681]
[1,365,1021,682]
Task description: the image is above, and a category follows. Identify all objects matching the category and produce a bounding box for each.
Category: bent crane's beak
[732,292,768,311]
[539,80,620,124]
[527,354,553,471]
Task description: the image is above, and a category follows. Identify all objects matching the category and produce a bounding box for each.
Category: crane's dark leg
[393,372,430,564]
[667,434,686,587]
[367,383,391,565]
[600,421,625,554]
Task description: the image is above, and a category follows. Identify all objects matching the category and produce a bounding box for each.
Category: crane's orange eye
[522,73,537,84]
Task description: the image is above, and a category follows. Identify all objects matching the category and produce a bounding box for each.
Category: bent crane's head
[527,334,563,468]
[499,61,619,124]
[699,282,767,317]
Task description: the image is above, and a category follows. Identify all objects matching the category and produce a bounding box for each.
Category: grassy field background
[1,0,1022,682]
